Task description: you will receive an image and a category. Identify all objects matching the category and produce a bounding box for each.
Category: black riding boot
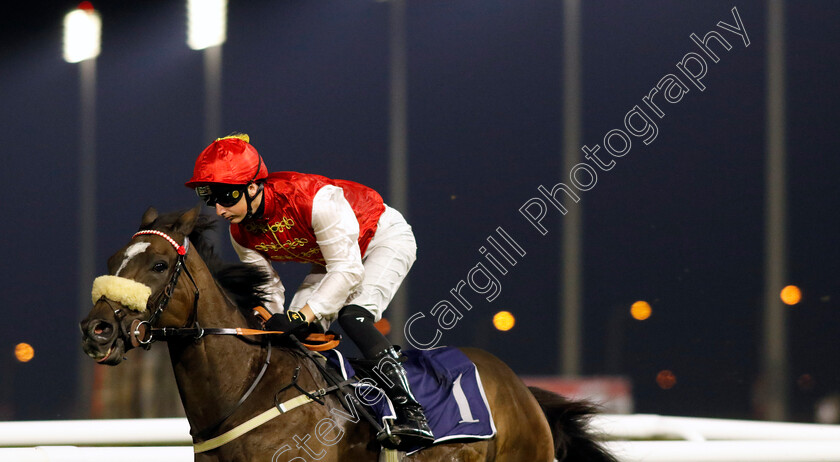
[337,305,434,449]
[372,347,435,449]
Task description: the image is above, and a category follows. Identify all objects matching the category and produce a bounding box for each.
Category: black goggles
[195,184,246,207]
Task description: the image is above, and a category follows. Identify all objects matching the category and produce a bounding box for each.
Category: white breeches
[289,205,417,326]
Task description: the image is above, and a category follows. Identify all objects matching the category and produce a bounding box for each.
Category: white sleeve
[305,185,365,319]
[229,229,286,314]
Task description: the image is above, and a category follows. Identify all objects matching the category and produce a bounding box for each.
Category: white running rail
[604,441,840,462]
[2,415,840,461]
[590,414,840,441]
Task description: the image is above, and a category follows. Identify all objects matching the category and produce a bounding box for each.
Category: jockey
[185,133,434,449]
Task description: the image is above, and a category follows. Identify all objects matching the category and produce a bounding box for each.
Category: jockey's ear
[140,207,158,228]
[247,182,260,198]
[174,203,202,237]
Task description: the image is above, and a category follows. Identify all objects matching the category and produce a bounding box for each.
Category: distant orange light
[780,285,801,305]
[14,343,34,363]
[630,301,652,321]
[78,1,94,11]
[493,311,515,331]
[374,318,391,336]
[656,369,676,389]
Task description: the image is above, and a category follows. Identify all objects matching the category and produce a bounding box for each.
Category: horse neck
[163,251,299,433]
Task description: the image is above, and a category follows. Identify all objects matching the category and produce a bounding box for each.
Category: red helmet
[185,134,268,188]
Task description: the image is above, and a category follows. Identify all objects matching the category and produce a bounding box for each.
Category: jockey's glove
[265,310,313,341]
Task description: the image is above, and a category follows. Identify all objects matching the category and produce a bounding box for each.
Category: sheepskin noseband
[91,275,152,312]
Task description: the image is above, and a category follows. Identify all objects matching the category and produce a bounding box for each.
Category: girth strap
[193,365,357,454]
[193,393,316,454]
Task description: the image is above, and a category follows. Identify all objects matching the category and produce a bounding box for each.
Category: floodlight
[63,3,101,63]
[187,0,228,50]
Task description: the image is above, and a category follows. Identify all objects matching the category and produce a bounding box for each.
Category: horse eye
[152,261,168,273]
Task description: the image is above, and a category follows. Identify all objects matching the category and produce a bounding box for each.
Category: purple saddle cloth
[323,346,496,452]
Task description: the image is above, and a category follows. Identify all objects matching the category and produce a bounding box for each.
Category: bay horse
[80,206,616,462]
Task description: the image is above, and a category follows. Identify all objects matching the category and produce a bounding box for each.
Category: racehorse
[80,206,616,462]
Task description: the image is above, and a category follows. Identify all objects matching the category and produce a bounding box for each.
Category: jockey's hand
[265,310,313,341]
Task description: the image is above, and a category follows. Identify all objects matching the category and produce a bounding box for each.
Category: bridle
[127,229,200,349]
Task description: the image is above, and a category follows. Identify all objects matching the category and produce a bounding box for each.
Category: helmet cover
[185,134,268,188]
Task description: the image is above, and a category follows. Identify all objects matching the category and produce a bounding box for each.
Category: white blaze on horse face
[116,242,151,276]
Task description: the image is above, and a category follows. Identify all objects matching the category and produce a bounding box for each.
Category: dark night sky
[1,0,839,423]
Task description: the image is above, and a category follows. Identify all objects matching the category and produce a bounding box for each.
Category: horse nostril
[89,320,115,341]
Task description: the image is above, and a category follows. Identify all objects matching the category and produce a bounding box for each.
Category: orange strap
[246,306,341,351]
[234,328,340,351]
[252,306,273,322]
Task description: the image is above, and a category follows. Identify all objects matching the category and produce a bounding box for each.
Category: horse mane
[140,210,271,314]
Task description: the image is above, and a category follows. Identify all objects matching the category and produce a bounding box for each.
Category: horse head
[80,205,202,365]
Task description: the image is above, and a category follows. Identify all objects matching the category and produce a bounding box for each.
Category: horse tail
[528,386,618,462]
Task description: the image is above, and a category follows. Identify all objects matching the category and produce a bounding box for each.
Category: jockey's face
[215,183,261,223]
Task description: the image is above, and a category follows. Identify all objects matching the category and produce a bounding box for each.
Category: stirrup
[376,419,401,449]
[376,418,434,450]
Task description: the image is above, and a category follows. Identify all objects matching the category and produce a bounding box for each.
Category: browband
[133,229,189,255]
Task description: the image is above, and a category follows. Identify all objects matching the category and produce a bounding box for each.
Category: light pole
[560,0,583,377]
[64,1,101,418]
[375,0,410,346]
[762,0,788,421]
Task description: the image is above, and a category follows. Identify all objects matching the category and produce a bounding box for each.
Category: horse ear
[141,207,158,228]
[175,203,202,237]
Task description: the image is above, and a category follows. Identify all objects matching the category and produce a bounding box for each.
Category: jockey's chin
[219,213,245,224]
